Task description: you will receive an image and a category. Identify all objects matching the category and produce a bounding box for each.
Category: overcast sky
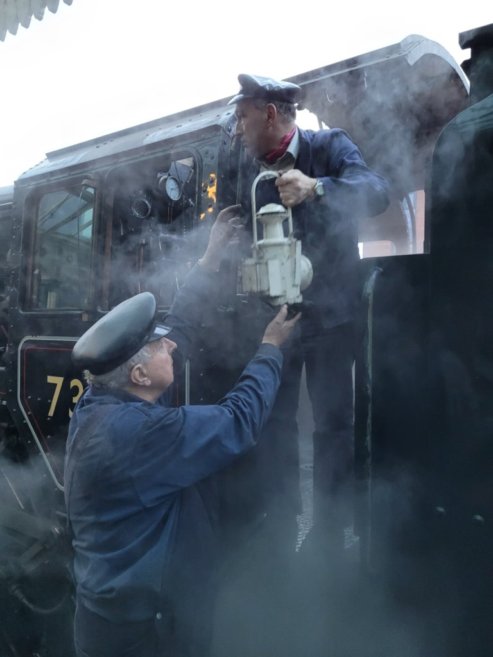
[0,0,491,186]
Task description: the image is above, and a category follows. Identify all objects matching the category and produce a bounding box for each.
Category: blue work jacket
[240,127,390,332]
[64,265,283,624]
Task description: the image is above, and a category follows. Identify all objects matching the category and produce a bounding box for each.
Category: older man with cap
[226,74,390,558]
[64,204,300,657]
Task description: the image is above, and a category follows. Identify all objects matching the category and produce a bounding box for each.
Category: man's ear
[266,103,277,124]
[129,363,150,387]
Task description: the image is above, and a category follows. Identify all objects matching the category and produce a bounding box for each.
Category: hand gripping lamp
[241,171,313,305]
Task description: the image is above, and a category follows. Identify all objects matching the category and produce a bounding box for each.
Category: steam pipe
[355,265,382,572]
[402,192,417,253]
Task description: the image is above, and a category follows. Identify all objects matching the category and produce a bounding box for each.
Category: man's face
[144,337,177,395]
[234,99,270,159]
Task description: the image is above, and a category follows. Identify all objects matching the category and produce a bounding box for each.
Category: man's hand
[275,169,317,207]
[261,304,301,348]
[199,204,243,271]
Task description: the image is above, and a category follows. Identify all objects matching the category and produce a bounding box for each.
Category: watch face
[165,175,182,202]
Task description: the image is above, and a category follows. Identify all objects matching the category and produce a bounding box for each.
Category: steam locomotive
[0,22,491,656]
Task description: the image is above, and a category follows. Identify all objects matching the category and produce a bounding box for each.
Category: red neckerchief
[263,127,296,164]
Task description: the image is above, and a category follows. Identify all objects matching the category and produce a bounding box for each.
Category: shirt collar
[259,127,300,171]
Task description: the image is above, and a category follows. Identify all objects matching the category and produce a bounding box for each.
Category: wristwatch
[312,179,325,198]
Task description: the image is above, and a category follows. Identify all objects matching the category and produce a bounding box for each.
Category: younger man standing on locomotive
[229,74,390,553]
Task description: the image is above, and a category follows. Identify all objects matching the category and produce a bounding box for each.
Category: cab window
[29,186,94,309]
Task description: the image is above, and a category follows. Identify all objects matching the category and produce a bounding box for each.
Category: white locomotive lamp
[241,171,313,305]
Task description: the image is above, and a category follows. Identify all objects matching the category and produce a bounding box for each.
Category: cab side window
[30,187,94,310]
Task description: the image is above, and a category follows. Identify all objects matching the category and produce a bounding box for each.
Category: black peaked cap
[228,73,302,105]
[72,292,171,375]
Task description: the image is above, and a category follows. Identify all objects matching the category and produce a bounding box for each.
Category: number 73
[47,376,85,418]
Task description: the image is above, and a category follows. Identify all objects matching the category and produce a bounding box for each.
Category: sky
[0,0,491,187]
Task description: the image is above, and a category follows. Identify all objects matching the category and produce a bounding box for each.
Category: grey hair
[84,343,153,390]
[253,98,297,121]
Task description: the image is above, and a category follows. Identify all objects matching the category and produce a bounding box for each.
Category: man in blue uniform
[228,74,390,553]
[64,205,300,657]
